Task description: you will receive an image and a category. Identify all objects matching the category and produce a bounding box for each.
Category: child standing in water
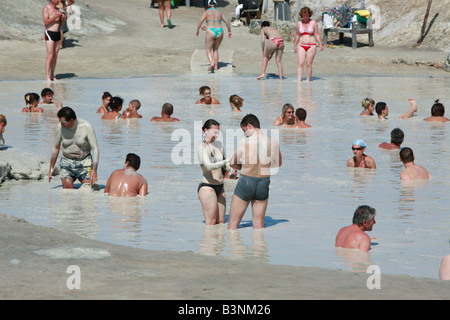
[22,93,44,113]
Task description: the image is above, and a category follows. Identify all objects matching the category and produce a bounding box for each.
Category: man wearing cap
[347,139,376,169]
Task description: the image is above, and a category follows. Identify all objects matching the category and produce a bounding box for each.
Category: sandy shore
[0,0,449,300]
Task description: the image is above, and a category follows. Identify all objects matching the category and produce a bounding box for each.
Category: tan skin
[22,99,44,113]
[294,11,323,82]
[104,162,148,197]
[96,96,111,114]
[196,88,220,105]
[335,217,376,252]
[43,0,65,82]
[273,108,296,126]
[347,145,376,169]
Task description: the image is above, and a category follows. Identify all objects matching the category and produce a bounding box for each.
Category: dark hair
[24,93,40,105]
[295,108,307,121]
[431,99,445,116]
[102,91,112,100]
[109,96,123,112]
[390,128,404,145]
[240,114,260,129]
[41,88,54,97]
[126,153,141,170]
[162,103,174,115]
[199,86,211,95]
[261,21,270,27]
[352,205,376,226]
[400,147,414,163]
[57,106,77,121]
[202,119,220,132]
[375,102,387,115]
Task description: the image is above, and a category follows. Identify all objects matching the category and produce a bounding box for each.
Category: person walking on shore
[196,0,232,72]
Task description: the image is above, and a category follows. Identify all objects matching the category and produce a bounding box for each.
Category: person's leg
[296,46,306,82]
[275,45,284,80]
[198,187,220,225]
[212,34,223,70]
[205,31,215,71]
[217,190,226,224]
[45,40,56,82]
[61,177,75,189]
[257,42,275,80]
[164,0,173,27]
[228,194,250,230]
[305,46,317,81]
[250,198,268,229]
[157,0,165,27]
[50,40,61,81]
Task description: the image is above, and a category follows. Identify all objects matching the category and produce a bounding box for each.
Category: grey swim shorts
[233,175,270,202]
[59,154,93,181]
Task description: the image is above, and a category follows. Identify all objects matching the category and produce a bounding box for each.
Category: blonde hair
[229,94,244,109]
[281,103,294,118]
[361,98,375,109]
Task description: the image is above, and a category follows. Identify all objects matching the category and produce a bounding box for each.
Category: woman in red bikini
[294,7,324,82]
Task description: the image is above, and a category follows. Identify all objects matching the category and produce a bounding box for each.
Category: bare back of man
[104,168,148,197]
[335,224,371,252]
[400,164,431,182]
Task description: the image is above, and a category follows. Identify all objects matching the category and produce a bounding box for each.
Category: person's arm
[293,22,300,52]
[359,234,371,252]
[48,129,62,182]
[198,144,227,171]
[221,14,232,39]
[313,20,323,51]
[42,6,62,26]
[86,124,100,184]
[196,13,207,36]
[139,179,148,196]
[260,29,266,53]
[104,175,112,194]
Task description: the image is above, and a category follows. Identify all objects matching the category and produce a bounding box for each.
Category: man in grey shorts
[228,114,282,230]
[48,107,100,189]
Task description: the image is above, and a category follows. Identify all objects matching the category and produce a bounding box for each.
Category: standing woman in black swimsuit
[197,119,232,225]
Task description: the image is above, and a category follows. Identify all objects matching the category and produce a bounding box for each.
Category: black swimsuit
[197,183,224,196]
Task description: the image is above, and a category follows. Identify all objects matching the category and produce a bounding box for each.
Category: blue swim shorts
[233,175,270,202]
[59,154,93,182]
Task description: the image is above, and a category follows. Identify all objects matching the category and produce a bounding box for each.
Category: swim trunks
[59,154,93,181]
[233,175,270,202]
[44,30,61,42]
[198,183,224,196]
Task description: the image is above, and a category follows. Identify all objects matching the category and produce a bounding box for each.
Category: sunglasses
[286,111,294,114]
[352,147,363,151]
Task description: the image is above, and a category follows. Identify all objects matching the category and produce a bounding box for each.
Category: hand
[228,32,232,39]
[89,170,98,185]
[294,45,297,53]
[319,44,324,51]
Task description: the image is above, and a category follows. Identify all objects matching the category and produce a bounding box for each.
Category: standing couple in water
[197,114,282,230]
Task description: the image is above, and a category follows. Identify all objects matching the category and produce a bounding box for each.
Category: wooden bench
[322,9,374,49]
[241,0,264,26]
